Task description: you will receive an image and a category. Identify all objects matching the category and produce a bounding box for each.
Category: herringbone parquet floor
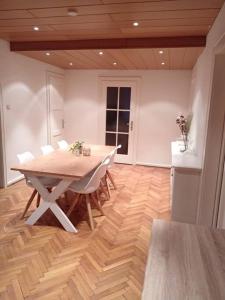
[0,164,170,300]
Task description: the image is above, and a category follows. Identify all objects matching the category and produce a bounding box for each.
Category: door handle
[62,119,64,129]
[130,121,133,131]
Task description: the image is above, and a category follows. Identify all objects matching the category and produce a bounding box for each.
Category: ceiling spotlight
[69,62,73,66]
[133,21,139,27]
[159,50,164,54]
[33,26,39,31]
[46,52,50,56]
[161,62,165,65]
[113,62,117,66]
[99,51,104,55]
[67,8,78,16]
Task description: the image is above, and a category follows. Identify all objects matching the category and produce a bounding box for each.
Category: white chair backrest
[41,145,54,155]
[103,144,122,166]
[17,151,34,164]
[57,140,69,150]
[84,158,110,193]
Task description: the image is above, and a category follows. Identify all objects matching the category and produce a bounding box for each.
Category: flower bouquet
[176,115,189,152]
[69,141,84,156]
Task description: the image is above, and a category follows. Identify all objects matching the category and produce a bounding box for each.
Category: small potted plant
[176,115,189,152]
[69,141,84,155]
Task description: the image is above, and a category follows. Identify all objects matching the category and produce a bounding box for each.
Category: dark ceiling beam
[10,36,206,51]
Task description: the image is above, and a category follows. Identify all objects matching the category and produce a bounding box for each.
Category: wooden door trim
[46,71,64,144]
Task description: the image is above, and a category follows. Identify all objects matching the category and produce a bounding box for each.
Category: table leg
[25,176,78,233]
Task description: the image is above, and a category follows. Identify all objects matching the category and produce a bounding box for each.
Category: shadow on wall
[4,81,47,140]
[3,80,49,184]
[188,90,202,155]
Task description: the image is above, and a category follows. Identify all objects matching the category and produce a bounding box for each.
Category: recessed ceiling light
[46,52,50,56]
[99,51,104,55]
[161,62,165,65]
[113,62,117,65]
[133,21,139,27]
[159,50,164,54]
[67,8,78,16]
[33,26,39,31]
[69,62,73,66]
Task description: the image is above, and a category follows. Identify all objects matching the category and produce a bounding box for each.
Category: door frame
[98,76,141,164]
[46,71,65,145]
[197,33,225,227]
[0,83,7,188]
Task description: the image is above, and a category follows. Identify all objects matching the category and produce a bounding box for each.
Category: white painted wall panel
[0,40,64,185]
[64,70,191,166]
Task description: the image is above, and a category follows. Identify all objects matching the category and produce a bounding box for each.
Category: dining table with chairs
[11,142,119,233]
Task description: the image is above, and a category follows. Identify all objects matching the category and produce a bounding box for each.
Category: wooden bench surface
[142,220,225,300]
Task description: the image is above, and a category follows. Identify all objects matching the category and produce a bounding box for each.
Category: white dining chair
[104,144,121,190]
[57,140,69,150]
[17,151,40,218]
[41,144,54,155]
[17,151,59,218]
[66,158,110,230]
[17,152,35,164]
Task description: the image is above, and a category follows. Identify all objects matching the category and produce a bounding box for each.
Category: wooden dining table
[11,144,114,233]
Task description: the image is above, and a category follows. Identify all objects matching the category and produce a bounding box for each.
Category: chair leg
[67,193,80,217]
[104,175,111,198]
[85,194,94,231]
[91,193,104,216]
[36,193,41,207]
[100,181,109,200]
[106,169,117,190]
[21,189,38,219]
[96,189,101,202]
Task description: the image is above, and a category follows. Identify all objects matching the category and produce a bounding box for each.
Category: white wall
[188,3,225,167]
[186,3,225,226]
[0,39,64,185]
[65,70,191,167]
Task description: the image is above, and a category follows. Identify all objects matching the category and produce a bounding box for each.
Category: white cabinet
[171,167,201,223]
[171,141,202,224]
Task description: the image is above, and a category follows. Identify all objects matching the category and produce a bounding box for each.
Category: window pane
[119,87,131,110]
[106,133,116,146]
[118,111,130,133]
[117,134,129,155]
[106,110,117,132]
[107,87,118,109]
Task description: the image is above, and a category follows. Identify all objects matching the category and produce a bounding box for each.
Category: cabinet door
[171,168,200,224]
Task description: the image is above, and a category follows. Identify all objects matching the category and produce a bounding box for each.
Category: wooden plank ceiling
[18,47,204,69]
[0,0,224,69]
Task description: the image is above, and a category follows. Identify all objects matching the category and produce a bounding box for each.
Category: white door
[101,80,137,164]
[47,73,65,148]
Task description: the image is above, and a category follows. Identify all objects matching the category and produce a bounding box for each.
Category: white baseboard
[7,174,24,186]
[136,161,171,169]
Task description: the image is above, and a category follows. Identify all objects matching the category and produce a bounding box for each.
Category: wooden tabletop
[11,144,114,179]
[142,220,225,300]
